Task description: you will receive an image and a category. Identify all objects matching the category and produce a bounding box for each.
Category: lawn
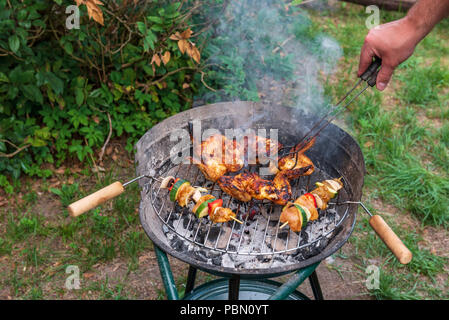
[310,2,449,299]
[0,1,448,300]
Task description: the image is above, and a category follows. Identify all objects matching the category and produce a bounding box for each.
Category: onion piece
[192,189,202,203]
[180,186,197,207]
[191,187,209,203]
[312,193,324,210]
[324,179,342,191]
[160,176,175,189]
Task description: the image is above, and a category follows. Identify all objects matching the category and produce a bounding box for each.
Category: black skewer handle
[360,56,382,86]
[366,69,380,87]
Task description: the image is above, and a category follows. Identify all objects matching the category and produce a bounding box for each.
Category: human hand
[358,17,423,91]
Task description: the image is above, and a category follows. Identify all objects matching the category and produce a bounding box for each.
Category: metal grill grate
[143,160,353,259]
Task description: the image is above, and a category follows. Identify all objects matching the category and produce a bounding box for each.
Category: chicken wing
[191,133,282,182]
[274,137,315,176]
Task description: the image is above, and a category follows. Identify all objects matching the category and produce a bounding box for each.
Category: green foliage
[50,183,80,207]
[0,0,204,192]
[91,209,116,239]
[6,211,47,241]
[196,0,330,104]
[0,237,12,255]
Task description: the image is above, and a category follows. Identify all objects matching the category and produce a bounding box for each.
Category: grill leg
[308,270,324,300]
[154,245,179,300]
[228,275,240,300]
[185,266,197,295]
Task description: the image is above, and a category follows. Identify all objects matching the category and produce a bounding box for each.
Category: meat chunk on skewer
[160,176,242,224]
[280,178,343,232]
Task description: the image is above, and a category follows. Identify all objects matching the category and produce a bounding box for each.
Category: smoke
[196,0,342,117]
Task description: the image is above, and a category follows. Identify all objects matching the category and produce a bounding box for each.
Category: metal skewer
[328,200,372,217]
[122,175,161,187]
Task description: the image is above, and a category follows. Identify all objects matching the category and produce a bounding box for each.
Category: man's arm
[358,0,449,91]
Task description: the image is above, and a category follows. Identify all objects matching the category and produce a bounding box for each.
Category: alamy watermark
[169,119,280,176]
[65,265,80,290]
[66,5,80,30]
[365,264,380,290]
[365,5,380,30]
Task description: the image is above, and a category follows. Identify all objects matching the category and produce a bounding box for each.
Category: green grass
[1,1,447,301]
[6,211,49,241]
[120,230,150,270]
[396,57,449,106]
[372,272,422,300]
[50,183,80,208]
[311,2,449,300]
[378,159,449,226]
[0,162,154,299]
[350,211,447,300]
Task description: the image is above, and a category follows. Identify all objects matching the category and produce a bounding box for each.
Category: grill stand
[154,244,323,300]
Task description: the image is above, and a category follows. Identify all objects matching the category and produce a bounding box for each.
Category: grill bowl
[136,101,365,278]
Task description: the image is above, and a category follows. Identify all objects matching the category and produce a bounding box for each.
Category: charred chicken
[217,166,312,205]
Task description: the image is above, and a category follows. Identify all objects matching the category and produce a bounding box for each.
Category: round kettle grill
[68,101,412,299]
[135,101,364,277]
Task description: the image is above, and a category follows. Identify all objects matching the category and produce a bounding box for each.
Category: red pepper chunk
[208,199,223,216]
[304,193,317,208]
[168,178,180,191]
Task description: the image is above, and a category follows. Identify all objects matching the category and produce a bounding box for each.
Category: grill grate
[143,159,353,260]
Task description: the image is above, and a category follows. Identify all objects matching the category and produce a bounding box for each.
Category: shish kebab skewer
[159,176,243,224]
[279,178,343,232]
[66,174,241,224]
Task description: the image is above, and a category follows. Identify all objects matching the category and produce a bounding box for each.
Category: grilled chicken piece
[280,203,302,231]
[217,165,312,205]
[190,156,229,182]
[190,134,244,182]
[210,207,237,223]
[217,172,283,204]
[217,172,253,202]
[244,172,291,205]
[274,137,316,176]
[191,133,283,182]
[176,183,197,207]
[280,178,343,232]
[244,135,282,165]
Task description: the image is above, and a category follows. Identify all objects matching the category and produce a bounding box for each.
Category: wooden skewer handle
[67,181,125,217]
[369,214,413,264]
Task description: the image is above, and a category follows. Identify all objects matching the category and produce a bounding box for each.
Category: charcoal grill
[134,101,363,278]
[68,100,412,300]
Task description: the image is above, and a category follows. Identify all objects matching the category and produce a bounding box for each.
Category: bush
[0,0,210,192]
[0,0,334,193]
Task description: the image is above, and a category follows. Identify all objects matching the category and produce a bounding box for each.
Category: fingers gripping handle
[369,215,413,264]
[67,182,125,217]
[360,56,382,87]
